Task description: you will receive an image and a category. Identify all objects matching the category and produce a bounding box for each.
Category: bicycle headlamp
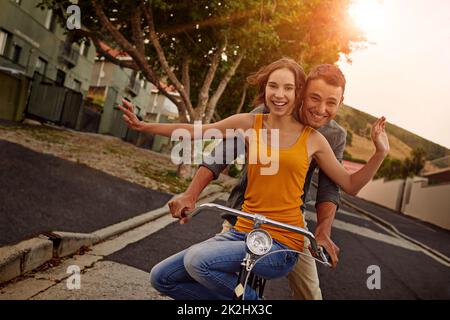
[246,229,273,256]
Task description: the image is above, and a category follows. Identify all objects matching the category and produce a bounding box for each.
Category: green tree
[375,148,428,180]
[216,0,365,118]
[375,156,405,180]
[346,129,353,147]
[406,147,427,175]
[40,0,363,123]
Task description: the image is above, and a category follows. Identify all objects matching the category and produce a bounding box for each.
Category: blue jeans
[150,229,298,300]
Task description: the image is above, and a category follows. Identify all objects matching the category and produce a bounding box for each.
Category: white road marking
[305,210,450,268]
[305,210,420,252]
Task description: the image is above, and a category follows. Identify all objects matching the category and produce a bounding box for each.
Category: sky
[337,0,450,149]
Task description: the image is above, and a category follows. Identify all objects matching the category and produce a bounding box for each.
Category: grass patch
[134,161,191,193]
[105,144,130,156]
[10,126,70,145]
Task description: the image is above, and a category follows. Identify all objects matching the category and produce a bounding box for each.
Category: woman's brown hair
[247,58,306,112]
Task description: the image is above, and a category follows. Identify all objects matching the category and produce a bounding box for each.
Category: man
[168,64,347,300]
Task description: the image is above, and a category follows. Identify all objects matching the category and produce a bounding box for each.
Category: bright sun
[349,0,385,39]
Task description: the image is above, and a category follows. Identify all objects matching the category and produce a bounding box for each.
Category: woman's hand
[371,116,390,156]
[118,98,145,131]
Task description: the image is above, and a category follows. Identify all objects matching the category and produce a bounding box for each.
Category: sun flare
[349,0,385,39]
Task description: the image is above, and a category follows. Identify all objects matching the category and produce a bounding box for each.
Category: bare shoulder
[308,127,326,143]
[307,128,330,155]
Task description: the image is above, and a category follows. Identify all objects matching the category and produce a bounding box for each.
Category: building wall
[357,178,405,211]
[90,60,155,135]
[0,0,95,96]
[92,61,153,114]
[403,180,450,230]
[0,71,29,121]
[356,177,450,230]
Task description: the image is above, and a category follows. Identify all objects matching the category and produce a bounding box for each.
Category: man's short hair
[306,64,346,95]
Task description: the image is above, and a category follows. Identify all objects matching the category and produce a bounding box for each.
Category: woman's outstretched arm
[311,117,389,196]
[118,99,254,139]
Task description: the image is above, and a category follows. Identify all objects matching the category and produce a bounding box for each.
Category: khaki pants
[221,220,322,300]
[286,237,322,300]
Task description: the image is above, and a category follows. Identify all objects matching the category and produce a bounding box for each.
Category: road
[1,138,449,300]
[2,194,448,300]
[103,197,450,300]
[0,140,172,246]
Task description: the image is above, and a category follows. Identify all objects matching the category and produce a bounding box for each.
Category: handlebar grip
[185,206,201,218]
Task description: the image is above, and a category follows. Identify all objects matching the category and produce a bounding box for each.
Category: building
[0,0,96,127]
[421,156,450,185]
[88,46,179,152]
[0,0,180,152]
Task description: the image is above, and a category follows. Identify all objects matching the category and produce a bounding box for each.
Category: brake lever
[317,246,332,267]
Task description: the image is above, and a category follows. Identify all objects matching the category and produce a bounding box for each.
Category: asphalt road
[2,137,449,300]
[106,197,450,299]
[0,140,172,246]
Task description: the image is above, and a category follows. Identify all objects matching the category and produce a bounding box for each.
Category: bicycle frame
[189,203,331,300]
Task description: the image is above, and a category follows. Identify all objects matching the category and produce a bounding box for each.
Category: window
[12,45,22,64]
[45,10,57,32]
[56,69,66,86]
[73,79,82,92]
[135,105,142,118]
[0,30,9,55]
[35,57,48,76]
[79,40,90,57]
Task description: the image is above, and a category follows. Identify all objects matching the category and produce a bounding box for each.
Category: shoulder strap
[298,126,313,145]
[253,113,264,130]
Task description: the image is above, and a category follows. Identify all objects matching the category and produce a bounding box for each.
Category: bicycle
[188,202,332,300]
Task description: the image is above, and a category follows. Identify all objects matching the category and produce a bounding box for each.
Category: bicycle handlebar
[188,203,331,266]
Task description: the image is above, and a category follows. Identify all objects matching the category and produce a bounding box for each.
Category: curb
[0,236,53,284]
[0,184,224,285]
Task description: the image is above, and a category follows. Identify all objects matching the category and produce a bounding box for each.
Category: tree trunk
[236,83,248,114]
[204,53,244,123]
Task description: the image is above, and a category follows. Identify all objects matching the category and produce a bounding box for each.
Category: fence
[27,77,83,129]
[357,177,450,230]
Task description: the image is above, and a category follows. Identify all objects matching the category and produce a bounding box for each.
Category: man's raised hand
[371,117,390,156]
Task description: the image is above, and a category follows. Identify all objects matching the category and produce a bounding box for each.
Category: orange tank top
[235,114,312,251]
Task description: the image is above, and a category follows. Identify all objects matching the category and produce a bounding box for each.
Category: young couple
[119,58,389,300]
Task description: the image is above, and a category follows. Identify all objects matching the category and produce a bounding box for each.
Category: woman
[118,58,389,299]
